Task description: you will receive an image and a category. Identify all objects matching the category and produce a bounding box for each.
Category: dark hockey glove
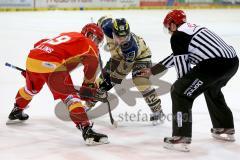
[79,82,97,102]
[79,82,108,103]
[110,76,123,85]
[98,77,114,91]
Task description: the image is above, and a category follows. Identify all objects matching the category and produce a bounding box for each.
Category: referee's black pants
[171,57,239,137]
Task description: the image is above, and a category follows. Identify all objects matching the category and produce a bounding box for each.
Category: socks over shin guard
[68,102,90,127]
[142,88,161,113]
[15,88,33,109]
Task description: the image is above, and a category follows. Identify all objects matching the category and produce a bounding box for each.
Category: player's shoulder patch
[131,33,144,46]
[132,33,141,40]
[178,23,203,35]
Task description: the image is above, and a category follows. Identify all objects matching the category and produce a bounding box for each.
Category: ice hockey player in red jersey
[7,23,109,145]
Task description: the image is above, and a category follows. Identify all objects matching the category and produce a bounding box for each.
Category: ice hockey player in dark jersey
[88,16,165,125]
[141,10,239,152]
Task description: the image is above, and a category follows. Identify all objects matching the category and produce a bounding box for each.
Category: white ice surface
[0,9,240,160]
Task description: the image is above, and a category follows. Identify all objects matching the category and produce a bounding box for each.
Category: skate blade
[85,137,109,146]
[212,133,235,142]
[6,119,27,125]
[163,142,190,152]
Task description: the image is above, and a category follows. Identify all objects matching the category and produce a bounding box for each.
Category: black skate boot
[77,123,109,145]
[164,136,191,152]
[211,128,235,142]
[150,110,165,126]
[6,104,29,125]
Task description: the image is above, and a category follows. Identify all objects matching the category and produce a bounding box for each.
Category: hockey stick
[5,62,117,127]
[98,54,118,127]
[4,62,107,103]
[5,62,25,72]
[89,17,117,127]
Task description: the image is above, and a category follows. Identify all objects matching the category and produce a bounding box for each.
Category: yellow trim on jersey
[26,57,67,73]
[81,45,98,83]
[68,102,84,112]
[19,87,32,100]
[26,45,97,74]
[87,45,98,58]
[64,45,97,65]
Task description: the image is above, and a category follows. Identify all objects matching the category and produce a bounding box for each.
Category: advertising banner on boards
[35,0,140,8]
[0,0,33,8]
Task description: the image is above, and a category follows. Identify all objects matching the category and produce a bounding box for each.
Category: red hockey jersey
[26,32,99,82]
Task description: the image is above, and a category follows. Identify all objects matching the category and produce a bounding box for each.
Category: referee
[141,10,239,152]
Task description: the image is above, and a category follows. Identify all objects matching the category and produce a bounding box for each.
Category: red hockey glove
[21,71,26,78]
[79,82,98,102]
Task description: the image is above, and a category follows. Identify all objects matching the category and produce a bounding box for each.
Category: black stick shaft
[5,62,25,72]
[98,54,115,125]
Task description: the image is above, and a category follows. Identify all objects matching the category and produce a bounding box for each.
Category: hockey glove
[137,68,152,78]
[110,76,123,85]
[79,82,97,102]
[21,71,26,78]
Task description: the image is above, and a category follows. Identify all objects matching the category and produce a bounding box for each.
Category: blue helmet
[97,15,113,28]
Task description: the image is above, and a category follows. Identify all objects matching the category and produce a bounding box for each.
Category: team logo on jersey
[42,62,57,69]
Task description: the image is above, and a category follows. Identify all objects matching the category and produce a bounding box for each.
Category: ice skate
[150,110,165,126]
[78,124,109,145]
[211,128,235,142]
[163,136,191,152]
[6,104,29,125]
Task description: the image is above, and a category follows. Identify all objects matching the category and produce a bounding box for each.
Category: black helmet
[113,18,130,37]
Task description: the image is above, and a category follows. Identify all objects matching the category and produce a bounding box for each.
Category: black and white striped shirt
[160,23,237,78]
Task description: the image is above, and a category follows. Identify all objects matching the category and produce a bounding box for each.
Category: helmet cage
[81,23,104,46]
[113,32,131,45]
